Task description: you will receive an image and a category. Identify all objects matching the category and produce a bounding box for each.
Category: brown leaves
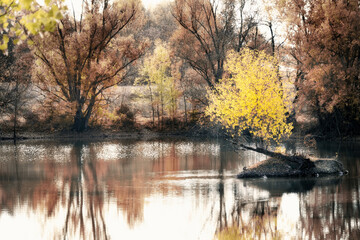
[171,0,236,88]
[280,0,360,131]
[31,0,147,131]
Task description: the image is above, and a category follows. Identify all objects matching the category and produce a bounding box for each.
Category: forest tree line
[0,0,359,138]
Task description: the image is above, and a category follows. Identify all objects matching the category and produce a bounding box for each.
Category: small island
[237,156,348,178]
[232,144,348,178]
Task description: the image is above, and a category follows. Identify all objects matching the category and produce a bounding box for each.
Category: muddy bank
[0,127,215,142]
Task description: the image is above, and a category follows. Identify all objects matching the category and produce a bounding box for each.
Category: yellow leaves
[137,40,182,118]
[206,48,293,144]
[0,35,9,50]
[21,4,62,34]
[19,0,33,10]
[0,0,64,50]
[27,39,33,45]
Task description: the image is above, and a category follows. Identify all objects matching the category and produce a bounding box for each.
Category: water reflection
[0,139,359,239]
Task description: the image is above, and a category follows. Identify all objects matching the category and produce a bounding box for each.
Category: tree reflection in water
[62,142,109,239]
[216,176,360,239]
[0,140,359,239]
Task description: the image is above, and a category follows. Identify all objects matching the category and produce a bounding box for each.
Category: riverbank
[0,125,224,142]
[2,127,360,143]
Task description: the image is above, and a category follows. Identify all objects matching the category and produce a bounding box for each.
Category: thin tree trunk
[171,97,176,129]
[13,80,19,144]
[149,85,155,127]
[254,26,258,49]
[152,104,155,128]
[268,22,275,56]
[157,105,160,130]
[184,95,187,126]
[161,95,164,130]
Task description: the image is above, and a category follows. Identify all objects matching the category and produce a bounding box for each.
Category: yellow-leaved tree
[206,49,293,144]
[137,41,181,129]
[0,0,63,51]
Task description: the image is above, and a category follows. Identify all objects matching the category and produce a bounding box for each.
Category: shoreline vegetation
[0,124,222,142]
[2,126,360,142]
[0,129,192,141]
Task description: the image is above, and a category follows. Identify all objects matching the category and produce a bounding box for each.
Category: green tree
[0,0,63,51]
[206,49,293,143]
[137,41,181,129]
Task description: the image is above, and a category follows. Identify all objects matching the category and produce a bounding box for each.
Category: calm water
[0,138,359,240]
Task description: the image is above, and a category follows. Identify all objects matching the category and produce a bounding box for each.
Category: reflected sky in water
[0,139,359,239]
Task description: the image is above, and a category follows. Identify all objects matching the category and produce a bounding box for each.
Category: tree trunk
[254,26,258,49]
[161,95,164,130]
[152,105,155,128]
[73,111,87,132]
[13,95,18,144]
[238,143,315,171]
[73,107,89,132]
[184,95,188,126]
[72,95,95,132]
[157,105,160,130]
[268,22,275,56]
[13,79,19,144]
[149,85,155,127]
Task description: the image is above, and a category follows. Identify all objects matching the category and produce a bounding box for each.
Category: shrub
[113,104,136,129]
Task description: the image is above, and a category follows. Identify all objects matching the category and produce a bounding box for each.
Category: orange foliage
[32,0,147,132]
[171,0,236,89]
[279,0,360,133]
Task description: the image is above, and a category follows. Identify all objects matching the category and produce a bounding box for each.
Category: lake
[0,138,359,239]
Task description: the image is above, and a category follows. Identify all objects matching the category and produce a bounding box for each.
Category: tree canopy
[137,40,181,128]
[206,49,293,143]
[32,0,147,132]
[0,0,63,51]
[171,0,236,89]
[277,0,360,134]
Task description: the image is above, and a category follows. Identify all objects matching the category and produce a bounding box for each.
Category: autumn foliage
[278,0,360,134]
[172,0,235,89]
[0,0,63,51]
[206,49,293,143]
[31,0,147,132]
[137,41,181,129]
[0,0,359,137]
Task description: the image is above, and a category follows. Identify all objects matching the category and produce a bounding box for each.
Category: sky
[65,0,169,11]
[61,0,169,21]
[142,0,168,9]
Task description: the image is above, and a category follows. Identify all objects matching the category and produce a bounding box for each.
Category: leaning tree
[206,49,316,171]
